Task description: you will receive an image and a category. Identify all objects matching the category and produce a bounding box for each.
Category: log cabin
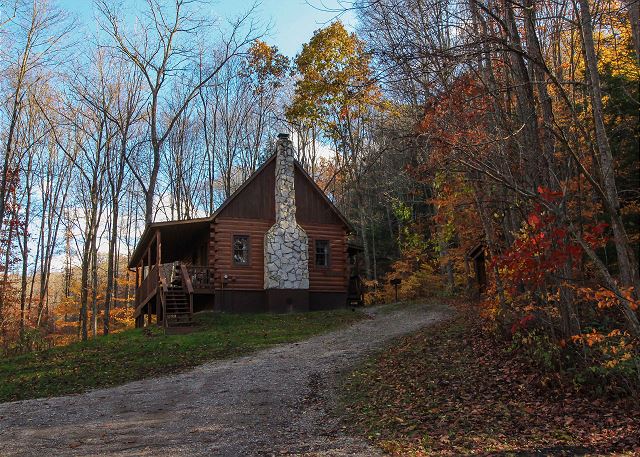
[128,133,363,329]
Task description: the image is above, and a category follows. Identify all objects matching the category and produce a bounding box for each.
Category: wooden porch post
[156,229,162,266]
[147,243,151,275]
[156,230,162,324]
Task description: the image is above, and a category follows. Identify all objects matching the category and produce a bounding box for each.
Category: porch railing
[135,263,215,313]
[136,264,159,309]
[179,264,195,318]
[158,263,169,328]
[186,266,215,291]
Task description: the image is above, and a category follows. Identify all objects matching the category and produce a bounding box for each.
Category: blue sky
[57,0,356,58]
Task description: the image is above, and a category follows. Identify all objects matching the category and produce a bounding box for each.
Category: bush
[510,325,640,397]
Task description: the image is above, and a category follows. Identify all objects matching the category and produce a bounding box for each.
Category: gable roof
[128,153,353,268]
[209,153,353,231]
[293,158,354,231]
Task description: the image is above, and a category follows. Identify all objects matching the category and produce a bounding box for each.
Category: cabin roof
[128,153,354,268]
[128,217,211,268]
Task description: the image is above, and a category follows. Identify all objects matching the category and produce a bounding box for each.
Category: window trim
[314,239,330,268]
[232,234,251,267]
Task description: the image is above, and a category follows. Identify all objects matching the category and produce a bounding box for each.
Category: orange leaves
[571,329,606,347]
[570,327,636,371]
[576,285,639,311]
[418,76,492,167]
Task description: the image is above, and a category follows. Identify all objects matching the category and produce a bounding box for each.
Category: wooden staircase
[162,264,195,333]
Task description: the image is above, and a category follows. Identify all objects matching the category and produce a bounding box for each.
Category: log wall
[303,223,348,292]
[209,217,348,292]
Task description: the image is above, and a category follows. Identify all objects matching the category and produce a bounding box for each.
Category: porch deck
[134,263,214,329]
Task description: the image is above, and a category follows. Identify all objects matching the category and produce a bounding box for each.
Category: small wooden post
[390,278,401,302]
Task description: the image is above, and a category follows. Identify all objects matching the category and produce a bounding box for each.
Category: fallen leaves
[341,305,640,456]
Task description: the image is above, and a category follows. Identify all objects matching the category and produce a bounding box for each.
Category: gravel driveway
[0,303,449,456]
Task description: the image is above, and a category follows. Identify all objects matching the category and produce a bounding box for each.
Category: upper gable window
[233,235,250,265]
[315,240,330,267]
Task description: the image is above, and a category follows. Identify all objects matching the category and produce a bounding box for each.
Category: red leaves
[493,202,610,294]
[537,185,563,202]
[527,213,541,228]
[511,313,536,335]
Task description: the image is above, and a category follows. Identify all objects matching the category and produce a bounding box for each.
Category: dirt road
[0,303,448,456]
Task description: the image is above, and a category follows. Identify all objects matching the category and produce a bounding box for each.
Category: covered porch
[128,218,214,329]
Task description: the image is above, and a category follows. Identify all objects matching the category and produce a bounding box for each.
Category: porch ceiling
[128,218,210,268]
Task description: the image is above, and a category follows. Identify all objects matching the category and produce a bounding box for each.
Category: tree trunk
[577,0,640,297]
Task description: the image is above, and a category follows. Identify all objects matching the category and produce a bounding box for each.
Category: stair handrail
[158,265,169,328]
[180,263,194,318]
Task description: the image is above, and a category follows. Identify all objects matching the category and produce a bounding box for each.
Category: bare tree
[95,0,262,224]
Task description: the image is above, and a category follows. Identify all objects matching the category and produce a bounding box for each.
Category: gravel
[0,303,449,456]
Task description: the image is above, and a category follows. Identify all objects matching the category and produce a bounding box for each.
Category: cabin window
[315,240,330,267]
[233,235,250,265]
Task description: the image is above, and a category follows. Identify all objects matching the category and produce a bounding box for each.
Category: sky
[56,0,356,58]
[45,0,356,269]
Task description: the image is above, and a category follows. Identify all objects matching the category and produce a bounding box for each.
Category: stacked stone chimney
[264,134,310,291]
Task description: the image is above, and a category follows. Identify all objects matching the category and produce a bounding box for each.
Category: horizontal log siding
[210,217,271,290]
[303,223,348,292]
[210,218,348,292]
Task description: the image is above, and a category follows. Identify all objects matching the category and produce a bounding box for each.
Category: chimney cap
[277,132,290,140]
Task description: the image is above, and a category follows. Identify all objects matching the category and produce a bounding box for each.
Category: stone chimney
[264,134,310,292]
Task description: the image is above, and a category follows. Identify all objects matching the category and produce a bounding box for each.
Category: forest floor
[342,301,640,456]
[0,309,364,402]
[0,302,449,456]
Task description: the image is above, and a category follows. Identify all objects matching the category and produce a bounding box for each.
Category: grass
[0,309,364,403]
[341,306,640,456]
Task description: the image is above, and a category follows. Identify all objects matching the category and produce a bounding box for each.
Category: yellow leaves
[595,8,640,81]
[247,40,289,84]
[287,21,381,127]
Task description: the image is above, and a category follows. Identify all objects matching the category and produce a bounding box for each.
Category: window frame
[314,239,330,268]
[232,234,251,266]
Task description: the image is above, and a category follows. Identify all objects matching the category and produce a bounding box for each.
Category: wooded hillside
[0,0,638,398]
